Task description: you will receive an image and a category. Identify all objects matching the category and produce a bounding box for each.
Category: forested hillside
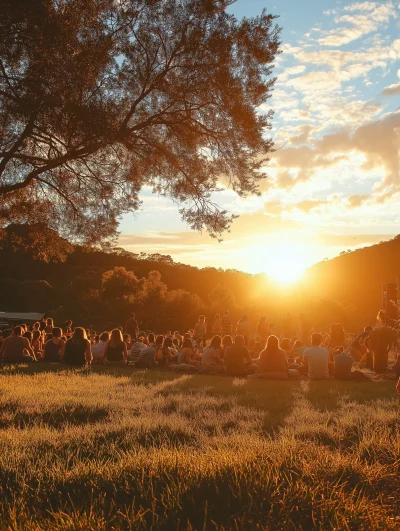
[0,225,397,333]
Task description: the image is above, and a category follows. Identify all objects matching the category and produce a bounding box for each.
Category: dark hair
[164,337,173,348]
[147,333,155,343]
[123,334,129,341]
[265,335,279,352]
[23,331,33,342]
[130,312,135,318]
[100,331,109,342]
[210,335,222,349]
[222,335,232,347]
[32,330,41,340]
[14,326,22,336]
[234,335,245,346]
[155,335,164,345]
[71,327,87,343]
[311,333,323,346]
[52,327,62,338]
[182,338,193,349]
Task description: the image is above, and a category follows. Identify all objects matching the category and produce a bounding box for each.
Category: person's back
[303,333,329,379]
[129,339,147,362]
[259,347,287,373]
[221,313,232,335]
[136,342,156,368]
[225,336,252,376]
[2,334,27,362]
[125,314,138,336]
[334,351,354,380]
[64,338,87,366]
[237,318,250,338]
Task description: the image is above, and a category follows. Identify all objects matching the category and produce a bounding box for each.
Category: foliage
[0,367,397,530]
[0,0,280,248]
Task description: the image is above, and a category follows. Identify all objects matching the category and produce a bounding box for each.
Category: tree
[0,0,280,249]
[208,283,237,314]
[101,266,138,301]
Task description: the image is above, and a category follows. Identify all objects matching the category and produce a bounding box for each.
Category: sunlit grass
[0,365,398,530]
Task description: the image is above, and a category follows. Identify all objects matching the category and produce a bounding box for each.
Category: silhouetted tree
[102,266,138,301]
[0,0,280,250]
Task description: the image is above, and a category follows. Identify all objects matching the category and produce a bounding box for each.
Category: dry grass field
[0,365,398,530]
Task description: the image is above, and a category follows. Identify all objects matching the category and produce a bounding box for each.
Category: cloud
[382,82,400,95]
[343,2,377,12]
[318,3,397,47]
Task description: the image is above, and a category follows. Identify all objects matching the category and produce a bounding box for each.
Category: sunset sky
[119,0,400,280]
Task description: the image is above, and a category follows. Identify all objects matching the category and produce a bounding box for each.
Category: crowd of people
[0,311,399,392]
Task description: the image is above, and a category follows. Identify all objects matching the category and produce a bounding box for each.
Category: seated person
[43,327,65,362]
[91,331,109,364]
[129,336,147,363]
[334,347,370,381]
[156,337,173,368]
[136,334,157,368]
[178,338,200,367]
[257,335,288,379]
[303,333,330,380]
[224,335,254,377]
[0,326,36,362]
[63,327,92,366]
[202,335,224,373]
[102,329,127,365]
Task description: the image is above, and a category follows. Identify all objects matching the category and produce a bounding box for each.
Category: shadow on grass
[305,379,396,411]
[0,403,109,429]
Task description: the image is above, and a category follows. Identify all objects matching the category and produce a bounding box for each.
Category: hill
[0,224,398,333]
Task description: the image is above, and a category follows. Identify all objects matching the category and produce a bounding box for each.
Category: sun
[248,239,313,284]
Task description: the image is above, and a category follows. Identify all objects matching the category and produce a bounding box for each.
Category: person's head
[164,337,173,348]
[155,335,164,346]
[182,337,193,349]
[52,327,62,339]
[94,334,100,343]
[147,333,155,344]
[222,335,233,347]
[259,316,266,323]
[215,314,220,320]
[64,320,72,328]
[32,330,41,341]
[13,326,22,336]
[293,340,303,348]
[130,312,135,319]
[210,335,222,349]
[265,335,279,350]
[364,325,373,333]
[139,330,146,338]
[199,315,205,323]
[172,338,179,347]
[100,332,109,342]
[71,327,87,343]
[33,321,40,330]
[46,318,53,327]
[234,335,245,347]
[110,329,123,345]
[174,331,180,337]
[242,314,248,322]
[123,333,129,343]
[23,331,33,342]
[311,333,323,347]
[224,310,229,316]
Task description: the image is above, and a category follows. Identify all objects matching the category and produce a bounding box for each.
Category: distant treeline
[0,225,398,333]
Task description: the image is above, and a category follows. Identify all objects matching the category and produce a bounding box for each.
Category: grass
[0,364,398,530]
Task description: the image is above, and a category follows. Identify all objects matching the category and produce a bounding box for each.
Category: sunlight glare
[249,239,314,284]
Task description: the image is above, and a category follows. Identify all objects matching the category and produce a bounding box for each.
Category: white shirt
[303,346,329,379]
[202,346,220,368]
[92,342,106,360]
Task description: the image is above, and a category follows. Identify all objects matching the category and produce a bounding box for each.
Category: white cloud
[344,2,377,12]
[318,2,397,47]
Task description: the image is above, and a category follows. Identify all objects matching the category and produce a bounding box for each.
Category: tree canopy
[0,0,280,247]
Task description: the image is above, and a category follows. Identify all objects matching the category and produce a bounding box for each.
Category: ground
[0,365,398,530]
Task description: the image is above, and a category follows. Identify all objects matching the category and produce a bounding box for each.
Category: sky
[118,0,400,282]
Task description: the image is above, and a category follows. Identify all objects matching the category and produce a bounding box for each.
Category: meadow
[0,365,398,530]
